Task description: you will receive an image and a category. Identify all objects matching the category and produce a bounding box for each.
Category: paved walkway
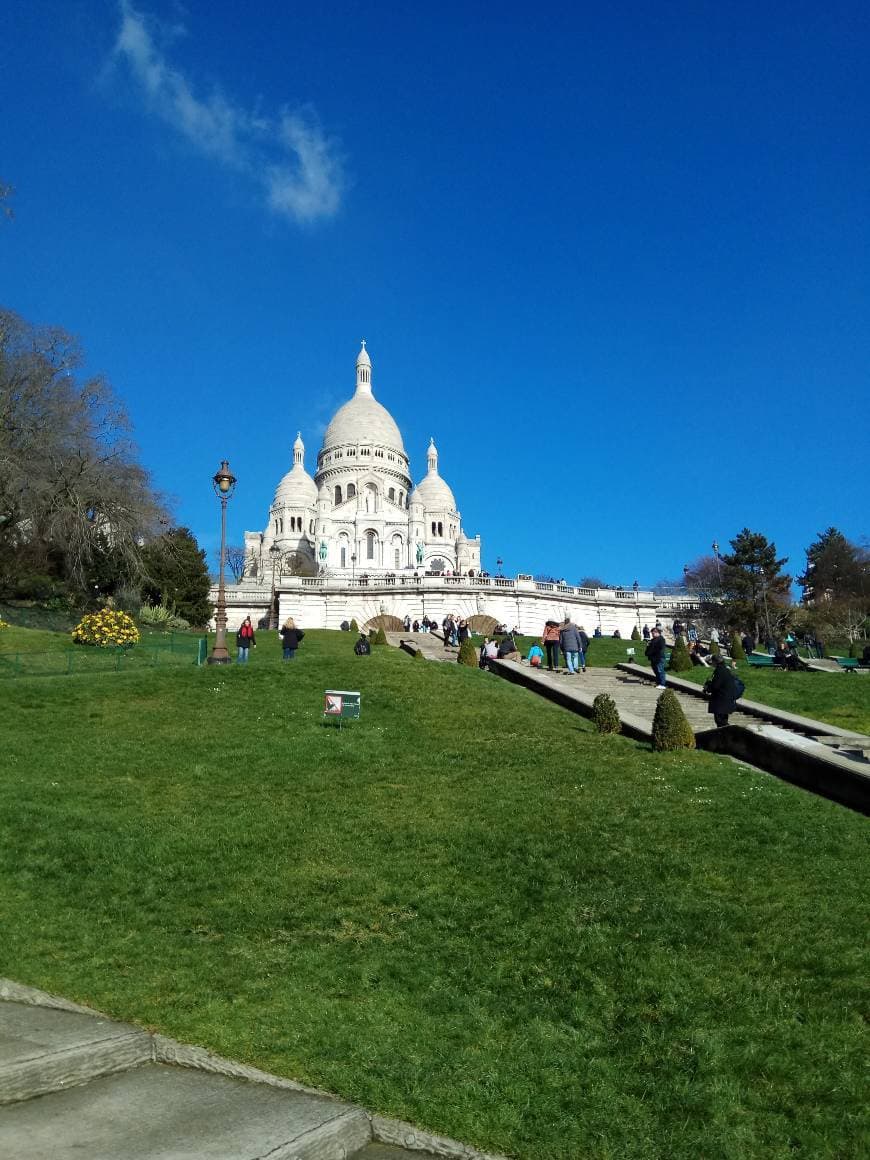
[0,981,506,1160]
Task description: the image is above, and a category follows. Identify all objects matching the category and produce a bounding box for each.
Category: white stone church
[217,342,685,634]
[243,342,481,581]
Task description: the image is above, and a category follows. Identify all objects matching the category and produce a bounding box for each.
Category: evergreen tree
[372,626,388,645]
[350,618,359,633]
[141,528,212,627]
[799,527,867,603]
[668,636,692,672]
[720,528,790,643]
[729,633,746,662]
[592,693,620,734]
[651,690,695,751]
[630,625,641,641]
[457,637,478,666]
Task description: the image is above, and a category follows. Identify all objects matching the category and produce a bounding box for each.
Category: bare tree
[225,544,247,582]
[0,308,169,599]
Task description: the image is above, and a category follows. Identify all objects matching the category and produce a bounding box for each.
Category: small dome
[412,472,457,512]
[273,465,317,509]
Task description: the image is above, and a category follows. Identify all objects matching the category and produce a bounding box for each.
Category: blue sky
[2,0,867,587]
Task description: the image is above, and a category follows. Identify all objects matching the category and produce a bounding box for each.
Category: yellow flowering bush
[72,609,140,648]
[0,619,9,631]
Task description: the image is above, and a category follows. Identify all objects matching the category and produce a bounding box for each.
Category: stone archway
[363,613,404,632]
[468,614,499,635]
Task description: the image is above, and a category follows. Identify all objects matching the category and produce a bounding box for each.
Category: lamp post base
[206,653,233,665]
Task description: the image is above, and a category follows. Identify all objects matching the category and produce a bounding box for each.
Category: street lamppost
[712,540,721,587]
[269,542,281,628]
[351,552,357,582]
[496,557,503,577]
[633,579,640,626]
[207,459,237,665]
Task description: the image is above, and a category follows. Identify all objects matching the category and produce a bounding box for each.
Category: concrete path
[386,631,458,663]
[0,982,506,1160]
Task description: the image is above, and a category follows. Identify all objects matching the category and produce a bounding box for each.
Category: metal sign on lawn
[323,689,361,723]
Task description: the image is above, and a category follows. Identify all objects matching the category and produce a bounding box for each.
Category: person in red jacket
[542,620,561,672]
[236,616,256,663]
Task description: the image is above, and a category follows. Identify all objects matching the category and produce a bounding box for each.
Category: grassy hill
[0,629,867,1158]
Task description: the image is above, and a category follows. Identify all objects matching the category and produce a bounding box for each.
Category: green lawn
[0,624,203,678]
[0,630,867,1159]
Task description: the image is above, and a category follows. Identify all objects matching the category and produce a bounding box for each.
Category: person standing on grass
[279,617,304,661]
[236,616,256,663]
[645,626,667,688]
[705,654,741,726]
[542,620,561,671]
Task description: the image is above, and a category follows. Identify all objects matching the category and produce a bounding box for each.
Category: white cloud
[111,1,344,223]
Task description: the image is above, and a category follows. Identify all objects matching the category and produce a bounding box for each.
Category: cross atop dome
[427,437,439,473]
[293,431,304,467]
[355,340,372,391]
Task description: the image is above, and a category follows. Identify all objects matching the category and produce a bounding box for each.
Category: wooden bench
[746,653,777,668]
[832,656,860,672]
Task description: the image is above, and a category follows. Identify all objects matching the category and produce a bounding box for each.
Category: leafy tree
[799,528,866,601]
[141,528,212,627]
[0,308,167,601]
[719,528,790,643]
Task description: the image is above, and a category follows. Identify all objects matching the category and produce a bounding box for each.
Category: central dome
[320,342,406,455]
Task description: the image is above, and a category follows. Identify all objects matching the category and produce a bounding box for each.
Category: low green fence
[0,634,207,679]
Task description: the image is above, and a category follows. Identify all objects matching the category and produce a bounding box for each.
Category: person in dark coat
[705,654,741,726]
[278,617,304,661]
[644,627,667,688]
[236,616,256,663]
[741,632,755,656]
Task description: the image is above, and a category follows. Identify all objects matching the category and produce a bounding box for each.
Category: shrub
[651,690,695,751]
[139,600,173,627]
[457,638,478,666]
[592,693,620,734]
[72,609,139,649]
[0,619,9,631]
[668,635,692,672]
[414,648,424,659]
[630,625,641,641]
[167,615,190,632]
[730,634,746,662]
[350,618,359,633]
[710,641,721,657]
[372,627,388,646]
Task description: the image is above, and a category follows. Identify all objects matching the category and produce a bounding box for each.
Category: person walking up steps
[559,617,583,674]
[542,620,561,672]
[645,626,667,688]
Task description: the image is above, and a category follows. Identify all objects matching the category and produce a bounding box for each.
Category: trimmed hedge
[592,693,621,734]
[457,638,478,666]
[651,690,695,751]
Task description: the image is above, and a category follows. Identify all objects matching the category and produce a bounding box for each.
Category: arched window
[388,487,395,502]
[309,520,314,535]
[334,485,342,505]
[347,483,356,499]
[340,545,346,568]
[438,521,443,537]
[431,521,436,536]
[366,531,376,560]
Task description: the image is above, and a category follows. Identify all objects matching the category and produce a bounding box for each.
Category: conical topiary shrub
[730,634,746,662]
[350,618,359,633]
[372,627,388,646]
[668,635,692,672]
[710,641,721,657]
[414,648,424,659]
[457,637,478,666]
[592,692,620,734]
[651,690,695,751]
[630,625,641,641]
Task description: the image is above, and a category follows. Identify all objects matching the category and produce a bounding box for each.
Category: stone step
[0,1001,152,1106]
[0,1061,371,1160]
[357,1146,442,1159]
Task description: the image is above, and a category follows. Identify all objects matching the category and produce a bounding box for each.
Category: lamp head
[213,460,237,498]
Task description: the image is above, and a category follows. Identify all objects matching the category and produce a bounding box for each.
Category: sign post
[323,690,361,727]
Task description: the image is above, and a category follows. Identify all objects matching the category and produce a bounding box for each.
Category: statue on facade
[416,541,424,564]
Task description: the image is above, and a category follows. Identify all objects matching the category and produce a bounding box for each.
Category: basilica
[243,342,481,580]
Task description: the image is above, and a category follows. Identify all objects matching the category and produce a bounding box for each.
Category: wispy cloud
[110,1,344,223]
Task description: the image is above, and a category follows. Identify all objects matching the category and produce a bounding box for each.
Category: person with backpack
[704,654,745,726]
[278,617,304,661]
[354,632,371,656]
[236,616,256,663]
[644,626,667,689]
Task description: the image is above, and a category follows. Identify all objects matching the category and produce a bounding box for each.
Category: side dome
[413,437,457,511]
[272,432,317,507]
